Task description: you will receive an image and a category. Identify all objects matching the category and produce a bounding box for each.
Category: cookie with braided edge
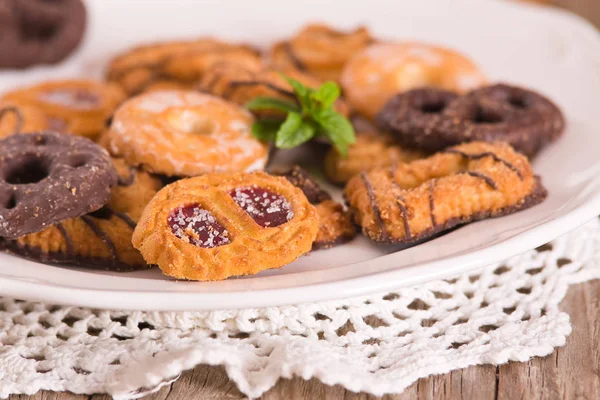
[133,171,318,281]
[345,141,546,244]
[0,159,162,270]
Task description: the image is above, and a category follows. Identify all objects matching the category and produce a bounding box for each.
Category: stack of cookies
[0,17,564,281]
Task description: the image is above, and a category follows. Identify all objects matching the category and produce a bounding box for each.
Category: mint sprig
[246,75,356,156]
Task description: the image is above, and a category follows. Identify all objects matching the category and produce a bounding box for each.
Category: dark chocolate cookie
[376,84,565,157]
[0,132,118,239]
[0,0,86,69]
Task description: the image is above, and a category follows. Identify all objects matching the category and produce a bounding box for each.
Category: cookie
[198,62,350,117]
[0,0,86,69]
[268,24,374,82]
[0,159,162,270]
[1,80,126,140]
[341,42,487,119]
[377,85,565,157]
[0,104,56,138]
[132,171,319,280]
[0,132,118,239]
[345,141,547,244]
[324,133,425,185]
[106,38,261,96]
[103,90,269,177]
[276,166,356,249]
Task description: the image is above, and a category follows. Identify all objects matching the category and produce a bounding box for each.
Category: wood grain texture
[6,2,600,400]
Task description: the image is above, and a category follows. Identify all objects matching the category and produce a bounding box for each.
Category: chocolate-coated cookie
[0,132,118,239]
[0,0,86,69]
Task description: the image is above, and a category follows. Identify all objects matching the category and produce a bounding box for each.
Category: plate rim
[1,0,600,310]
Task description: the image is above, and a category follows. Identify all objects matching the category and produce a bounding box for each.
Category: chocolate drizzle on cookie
[0,106,24,134]
[444,149,524,180]
[55,222,74,258]
[282,42,307,71]
[81,214,120,260]
[361,172,389,241]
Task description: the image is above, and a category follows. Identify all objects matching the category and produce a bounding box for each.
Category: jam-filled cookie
[1,80,126,140]
[0,132,118,239]
[132,171,319,280]
[106,38,261,96]
[345,141,546,244]
[276,166,356,249]
[0,0,86,69]
[103,90,269,176]
[376,85,565,157]
[198,62,350,117]
[324,133,425,185]
[268,24,374,82]
[0,159,162,270]
[341,42,487,119]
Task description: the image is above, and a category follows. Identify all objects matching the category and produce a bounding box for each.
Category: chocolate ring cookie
[2,80,126,140]
[0,159,162,270]
[345,141,547,244]
[377,84,565,157]
[276,166,356,249]
[0,132,118,239]
[0,0,86,69]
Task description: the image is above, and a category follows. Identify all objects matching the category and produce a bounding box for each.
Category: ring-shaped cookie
[0,132,118,239]
[376,85,565,157]
[104,90,269,176]
[1,80,126,140]
[132,171,319,280]
[345,141,546,244]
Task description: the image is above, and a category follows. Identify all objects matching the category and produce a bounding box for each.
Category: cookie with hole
[103,90,269,177]
[345,141,547,244]
[0,132,118,239]
[0,0,86,69]
[274,166,356,249]
[0,158,162,270]
[132,171,319,281]
[1,80,126,140]
[376,84,565,157]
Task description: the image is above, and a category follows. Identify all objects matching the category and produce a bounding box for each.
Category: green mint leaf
[246,97,300,113]
[315,109,356,156]
[275,112,313,148]
[251,119,282,142]
[311,81,340,110]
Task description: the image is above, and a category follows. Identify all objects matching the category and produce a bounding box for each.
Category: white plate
[0,0,599,311]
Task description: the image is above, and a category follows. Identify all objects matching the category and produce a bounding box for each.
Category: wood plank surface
[7,1,600,399]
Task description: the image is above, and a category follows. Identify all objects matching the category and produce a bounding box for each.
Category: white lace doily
[1,219,599,399]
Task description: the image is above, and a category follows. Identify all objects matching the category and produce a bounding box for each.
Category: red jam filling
[167,204,231,248]
[229,186,294,228]
[40,89,101,109]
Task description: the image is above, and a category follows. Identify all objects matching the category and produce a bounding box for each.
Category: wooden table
[10,1,600,399]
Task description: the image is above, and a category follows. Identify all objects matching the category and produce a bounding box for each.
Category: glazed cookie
[132,171,319,281]
[106,38,261,96]
[376,85,565,157]
[345,141,546,244]
[0,0,86,69]
[0,132,118,239]
[0,159,162,270]
[324,133,425,185]
[268,24,374,82]
[198,63,350,117]
[277,166,356,249]
[103,90,269,176]
[341,42,487,119]
[1,80,126,140]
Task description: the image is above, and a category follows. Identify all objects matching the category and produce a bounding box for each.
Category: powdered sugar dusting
[39,89,100,109]
[167,204,231,248]
[230,186,293,227]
